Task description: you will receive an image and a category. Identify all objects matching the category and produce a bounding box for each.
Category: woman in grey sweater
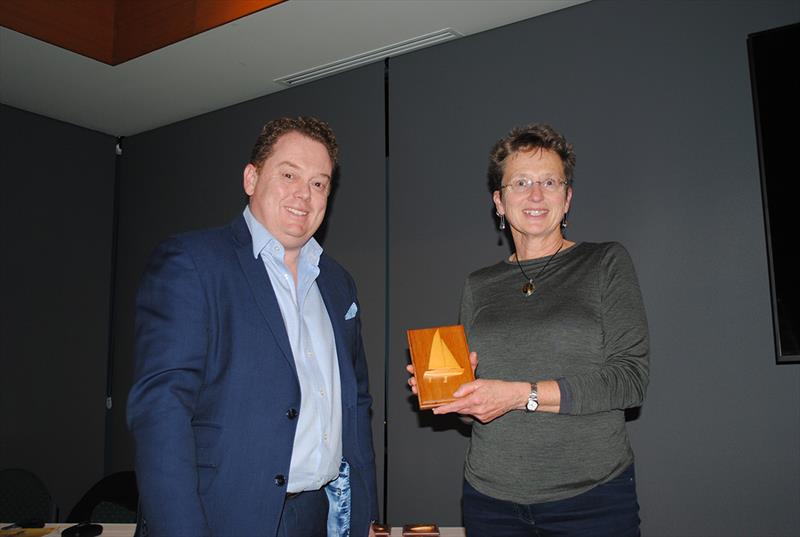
[408,124,649,536]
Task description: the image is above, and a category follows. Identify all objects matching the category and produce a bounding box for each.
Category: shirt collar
[242,205,323,266]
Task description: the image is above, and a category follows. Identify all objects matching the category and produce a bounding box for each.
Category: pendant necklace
[515,241,564,297]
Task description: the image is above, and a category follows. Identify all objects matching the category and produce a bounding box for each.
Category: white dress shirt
[244,206,343,493]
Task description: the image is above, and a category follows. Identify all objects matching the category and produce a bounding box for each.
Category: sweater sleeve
[560,243,650,415]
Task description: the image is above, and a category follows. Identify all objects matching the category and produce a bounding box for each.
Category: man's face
[243,131,333,256]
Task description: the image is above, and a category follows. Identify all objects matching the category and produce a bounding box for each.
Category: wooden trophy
[370,522,391,536]
[407,325,474,409]
[402,524,440,536]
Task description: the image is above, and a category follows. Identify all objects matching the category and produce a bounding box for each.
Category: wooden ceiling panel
[194,0,284,34]
[0,0,285,66]
[0,0,115,64]
[113,0,197,64]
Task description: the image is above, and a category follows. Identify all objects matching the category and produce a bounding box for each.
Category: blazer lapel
[230,216,296,370]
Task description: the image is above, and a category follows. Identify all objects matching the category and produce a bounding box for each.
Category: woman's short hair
[487,123,575,192]
[249,116,338,169]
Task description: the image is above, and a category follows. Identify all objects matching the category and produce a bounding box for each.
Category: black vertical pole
[382,57,391,524]
[103,136,123,476]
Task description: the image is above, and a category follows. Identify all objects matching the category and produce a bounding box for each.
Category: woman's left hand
[432,379,530,423]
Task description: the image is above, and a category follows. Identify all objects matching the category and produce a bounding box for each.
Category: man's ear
[243,163,258,196]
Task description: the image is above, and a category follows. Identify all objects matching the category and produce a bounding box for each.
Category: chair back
[0,468,58,523]
[67,471,138,523]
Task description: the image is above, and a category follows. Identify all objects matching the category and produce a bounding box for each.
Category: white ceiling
[0,0,587,137]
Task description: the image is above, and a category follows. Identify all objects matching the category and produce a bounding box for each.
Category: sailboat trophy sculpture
[407,325,474,409]
[423,329,464,382]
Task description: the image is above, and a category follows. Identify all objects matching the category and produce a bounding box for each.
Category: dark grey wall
[3,1,799,535]
[387,1,799,535]
[106,63,388,506]
[0,105,117,517]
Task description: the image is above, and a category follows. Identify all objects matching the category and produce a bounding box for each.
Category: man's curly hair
[249,116,338,169]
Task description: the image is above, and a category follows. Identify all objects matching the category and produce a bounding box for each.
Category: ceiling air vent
[274,28,462,87]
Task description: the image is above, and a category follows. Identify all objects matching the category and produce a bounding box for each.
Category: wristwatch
[525,382,539,412]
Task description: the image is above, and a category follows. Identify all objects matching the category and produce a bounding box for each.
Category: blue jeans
[462,464,641,537]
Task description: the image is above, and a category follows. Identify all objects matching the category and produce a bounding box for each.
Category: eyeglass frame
[499,177,571,194]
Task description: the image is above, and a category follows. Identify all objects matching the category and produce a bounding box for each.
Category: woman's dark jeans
[463,464,641,537]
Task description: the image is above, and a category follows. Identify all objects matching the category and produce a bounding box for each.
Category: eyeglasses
[500,177,569,194]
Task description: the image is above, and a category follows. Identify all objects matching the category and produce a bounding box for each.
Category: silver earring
[497,212,506,230]
[561,216,568,229]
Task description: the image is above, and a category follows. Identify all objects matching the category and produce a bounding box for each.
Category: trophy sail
[422,328,464,383]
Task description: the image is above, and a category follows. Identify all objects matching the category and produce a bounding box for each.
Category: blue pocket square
[345,302,358,320]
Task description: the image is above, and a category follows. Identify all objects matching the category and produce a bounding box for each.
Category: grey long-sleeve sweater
[460,241,649,504]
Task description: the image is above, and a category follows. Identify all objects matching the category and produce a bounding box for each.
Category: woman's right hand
[406,363,418,394]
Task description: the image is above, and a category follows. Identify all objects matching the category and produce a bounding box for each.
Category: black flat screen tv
[748,22,800,364]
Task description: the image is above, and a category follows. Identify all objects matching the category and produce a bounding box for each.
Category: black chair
[67,471,138,523]
[0,468,58,523]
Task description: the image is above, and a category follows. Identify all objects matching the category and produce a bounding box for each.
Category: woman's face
[493,148,572,246]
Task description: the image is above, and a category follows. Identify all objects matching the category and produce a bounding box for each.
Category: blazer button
[274,474,286,487]
[286,408,298,420]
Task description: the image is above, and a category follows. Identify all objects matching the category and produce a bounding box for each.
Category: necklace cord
[515,241,565,284]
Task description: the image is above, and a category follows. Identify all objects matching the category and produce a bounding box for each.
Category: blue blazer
[127,216,378,536]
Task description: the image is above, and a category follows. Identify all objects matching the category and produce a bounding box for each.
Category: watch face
[526,397,538,412]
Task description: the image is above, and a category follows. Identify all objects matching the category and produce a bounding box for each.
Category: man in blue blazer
[127,117,378,536]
